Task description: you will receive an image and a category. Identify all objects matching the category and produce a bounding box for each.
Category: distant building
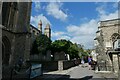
[38,20,42,33]
[30,20,51,61]
[44,23,51,39]
[30,24,41,43]
[30,20,51,41]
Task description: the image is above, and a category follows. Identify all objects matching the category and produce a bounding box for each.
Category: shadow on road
[70,76,93,80]
[33,74,94,80]
[2,73,117,80]
[33,74,70,80]
[33,74,117,80]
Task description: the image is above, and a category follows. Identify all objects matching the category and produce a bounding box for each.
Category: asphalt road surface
[34,64,117,80]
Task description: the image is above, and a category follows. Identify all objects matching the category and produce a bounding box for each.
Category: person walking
[81,58,85,67]
[88,56,92,70]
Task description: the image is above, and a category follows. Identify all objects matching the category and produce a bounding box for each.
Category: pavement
[33,63,117,80]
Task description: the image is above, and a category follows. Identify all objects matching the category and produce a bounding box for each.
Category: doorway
[2,36,11,66]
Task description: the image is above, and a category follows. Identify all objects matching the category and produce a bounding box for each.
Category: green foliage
[51,40,68,54]
[68,43,79,59]
[85,49,92,55]
[51,39,80,59]
[76,45,90,58]
[31,34,51,55]
[81,51,89,56]
[31,35,90,60]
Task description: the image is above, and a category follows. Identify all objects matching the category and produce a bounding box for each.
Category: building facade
[94,19,120,76]
[1,2,32,78]
[30,24,41,43]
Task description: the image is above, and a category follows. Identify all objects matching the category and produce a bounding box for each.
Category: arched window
[2,36,11,66]
[8,2,18,30]
[111,33,120,49]
[111,33,120,42]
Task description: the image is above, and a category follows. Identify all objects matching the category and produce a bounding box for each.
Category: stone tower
[44,23,51,39]
[38,20,42,33]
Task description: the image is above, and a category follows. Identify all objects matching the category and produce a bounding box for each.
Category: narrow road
[67,64,102,80]
[34,64,117,80]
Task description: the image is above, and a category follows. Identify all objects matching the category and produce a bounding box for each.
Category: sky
[30,1,119,49]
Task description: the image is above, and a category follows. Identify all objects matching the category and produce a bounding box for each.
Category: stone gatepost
[113,54,119,74]
[58,61,63,71]
[118,54,120,80]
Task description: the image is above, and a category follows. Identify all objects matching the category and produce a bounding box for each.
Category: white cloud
[71,36,94,49]
[51,31,65,37]
[99,10,118,21]
[35,2,41,12]
[58,36,71,40]
[30,14,51,32]
[46,2,68,21]
[67,25,79,33]
[66,19,98,49]
[113,2,118,8]
[96,3,106,15]
[67,19,98,36]
[96,3,118,21]
[51,31,71,40]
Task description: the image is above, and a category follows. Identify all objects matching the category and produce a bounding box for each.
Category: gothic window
[111,33,120,42]
[8,2,18,30]
[111,33,120,49]
[2,2,18,30]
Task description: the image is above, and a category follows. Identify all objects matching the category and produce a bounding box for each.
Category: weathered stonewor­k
[94,18,120,77]
[1,1,32,79]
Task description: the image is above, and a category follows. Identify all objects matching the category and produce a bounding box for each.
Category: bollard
[58,61,63,71]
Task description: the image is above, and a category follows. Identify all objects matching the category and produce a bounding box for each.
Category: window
[8,2,18,30]
[2,2,18,30]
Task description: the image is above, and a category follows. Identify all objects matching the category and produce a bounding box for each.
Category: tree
[51,39,70,54]
[51,39,80,59]
[31,34,51,55]
[68,44,79,59]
